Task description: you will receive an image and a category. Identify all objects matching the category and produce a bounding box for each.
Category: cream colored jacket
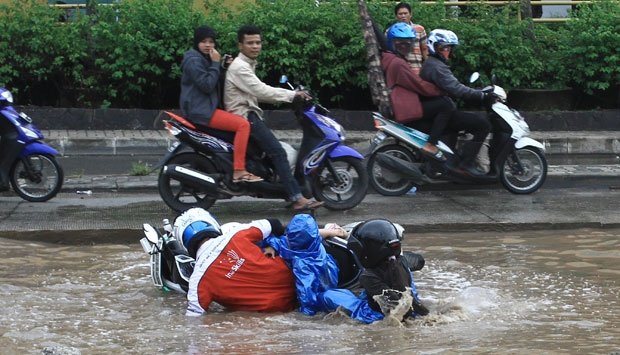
[224,52,296,119]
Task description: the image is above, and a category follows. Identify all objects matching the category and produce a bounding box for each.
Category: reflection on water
[1,229,619,354]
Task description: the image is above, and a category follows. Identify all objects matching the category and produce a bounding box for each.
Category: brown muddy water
[1,229,619,354]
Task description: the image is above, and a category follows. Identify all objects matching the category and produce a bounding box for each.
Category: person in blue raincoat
[261,214,384,324]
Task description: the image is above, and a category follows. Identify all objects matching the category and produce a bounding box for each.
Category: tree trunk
[357,0,393,118]
[520,0,538,43]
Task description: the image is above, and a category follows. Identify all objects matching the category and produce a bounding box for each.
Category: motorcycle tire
[367,144,416,196]
[10,154,63,202]
[500,147,547,194]
[311,156,368,211]
[158,153,218,212]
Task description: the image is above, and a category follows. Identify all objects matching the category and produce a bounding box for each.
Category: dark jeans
[247,112,302,201]
[407,97,490,144]
[407,96,456,144]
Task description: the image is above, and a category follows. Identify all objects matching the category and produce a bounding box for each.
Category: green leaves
[0,0,617,108]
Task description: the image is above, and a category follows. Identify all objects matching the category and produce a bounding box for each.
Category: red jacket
[381,52,442,123]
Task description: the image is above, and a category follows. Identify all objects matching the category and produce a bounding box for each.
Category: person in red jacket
[173,208,296,316]
[381,23,454,161]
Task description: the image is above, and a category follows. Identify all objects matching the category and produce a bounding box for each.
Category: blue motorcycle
[156,77,368,211]
[0,87,63,202]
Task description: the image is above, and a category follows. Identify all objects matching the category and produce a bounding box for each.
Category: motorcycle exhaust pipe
[162,164,221,193]
[375,153,430,184]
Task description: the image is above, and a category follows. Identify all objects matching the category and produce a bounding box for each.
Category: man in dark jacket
[421,29,494,177]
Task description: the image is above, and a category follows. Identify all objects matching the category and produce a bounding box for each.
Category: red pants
[207,109,250,171]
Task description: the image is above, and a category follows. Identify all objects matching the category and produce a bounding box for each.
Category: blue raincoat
[262,214,383,324]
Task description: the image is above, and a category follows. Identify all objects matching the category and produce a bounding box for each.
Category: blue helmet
[173,208,222,257]
[386,22,416,52]
[427,29,459,55]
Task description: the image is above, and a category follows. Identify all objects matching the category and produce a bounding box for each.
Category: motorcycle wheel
[500,147,547,194]
[367,144,416,196]
[311,156,368,211]
[158,153,218,212]
[10,154,63,202]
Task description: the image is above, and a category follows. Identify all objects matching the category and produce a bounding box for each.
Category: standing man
[393,2,428,74]
[224,24,323,211]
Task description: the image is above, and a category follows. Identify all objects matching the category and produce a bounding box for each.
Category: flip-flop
[232,173,263,183]
[292,199,324,211]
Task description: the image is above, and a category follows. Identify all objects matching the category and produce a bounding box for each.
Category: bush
[556,0,620,94]
[0,0,617,109]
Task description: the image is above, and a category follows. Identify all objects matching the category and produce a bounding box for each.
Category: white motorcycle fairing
[491,102,530,140]
[515,136,545,151]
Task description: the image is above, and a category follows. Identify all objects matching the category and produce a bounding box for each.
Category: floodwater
[1,229,619,354]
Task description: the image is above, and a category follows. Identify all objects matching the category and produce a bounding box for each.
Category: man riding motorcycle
[420,29,494,177]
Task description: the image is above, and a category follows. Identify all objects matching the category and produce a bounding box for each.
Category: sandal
[420,144,447,162]
[232,173,263,183]
[292,199,324,211]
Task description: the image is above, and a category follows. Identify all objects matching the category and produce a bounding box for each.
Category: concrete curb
[43,130,620,156]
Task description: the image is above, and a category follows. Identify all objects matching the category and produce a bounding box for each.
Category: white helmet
[427,29,459,56]
[173,208,221,257]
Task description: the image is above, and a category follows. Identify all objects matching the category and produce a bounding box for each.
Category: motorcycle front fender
[515,137,545,151]
[20,141,59,157]
[328,144,364,160]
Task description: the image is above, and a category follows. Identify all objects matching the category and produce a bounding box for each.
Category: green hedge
[0,0,618,109]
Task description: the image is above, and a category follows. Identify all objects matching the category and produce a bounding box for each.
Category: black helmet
[349,219,401,268]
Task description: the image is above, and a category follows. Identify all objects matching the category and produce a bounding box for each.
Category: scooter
[156,76,368,212]
[0,87,63,202]
[366,73,547,195]
[140,219,425,294]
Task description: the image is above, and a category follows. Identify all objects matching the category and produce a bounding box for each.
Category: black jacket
[420,55,484,103]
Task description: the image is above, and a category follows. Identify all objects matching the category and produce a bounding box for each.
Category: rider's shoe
[0,173,10,192]
[459,163,486,177]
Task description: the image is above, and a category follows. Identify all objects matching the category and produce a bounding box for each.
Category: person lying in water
[261,214,429,323]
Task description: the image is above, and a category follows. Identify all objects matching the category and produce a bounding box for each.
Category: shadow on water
[1,229,619,353]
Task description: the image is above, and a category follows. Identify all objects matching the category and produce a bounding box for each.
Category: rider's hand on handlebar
[482,92,498,107]
[294,90,312,101]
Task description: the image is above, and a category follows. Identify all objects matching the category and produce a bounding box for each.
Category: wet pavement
[1,185,619,243]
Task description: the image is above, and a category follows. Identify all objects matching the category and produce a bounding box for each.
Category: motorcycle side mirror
[491,74,498,85]
[279,75,288,84]
[469,72,480,84]
[143,223,160,244]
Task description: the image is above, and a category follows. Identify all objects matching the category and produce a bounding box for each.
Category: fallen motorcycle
[140,219,424,294]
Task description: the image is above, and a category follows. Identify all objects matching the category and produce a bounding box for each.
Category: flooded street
[1,228,619,354]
